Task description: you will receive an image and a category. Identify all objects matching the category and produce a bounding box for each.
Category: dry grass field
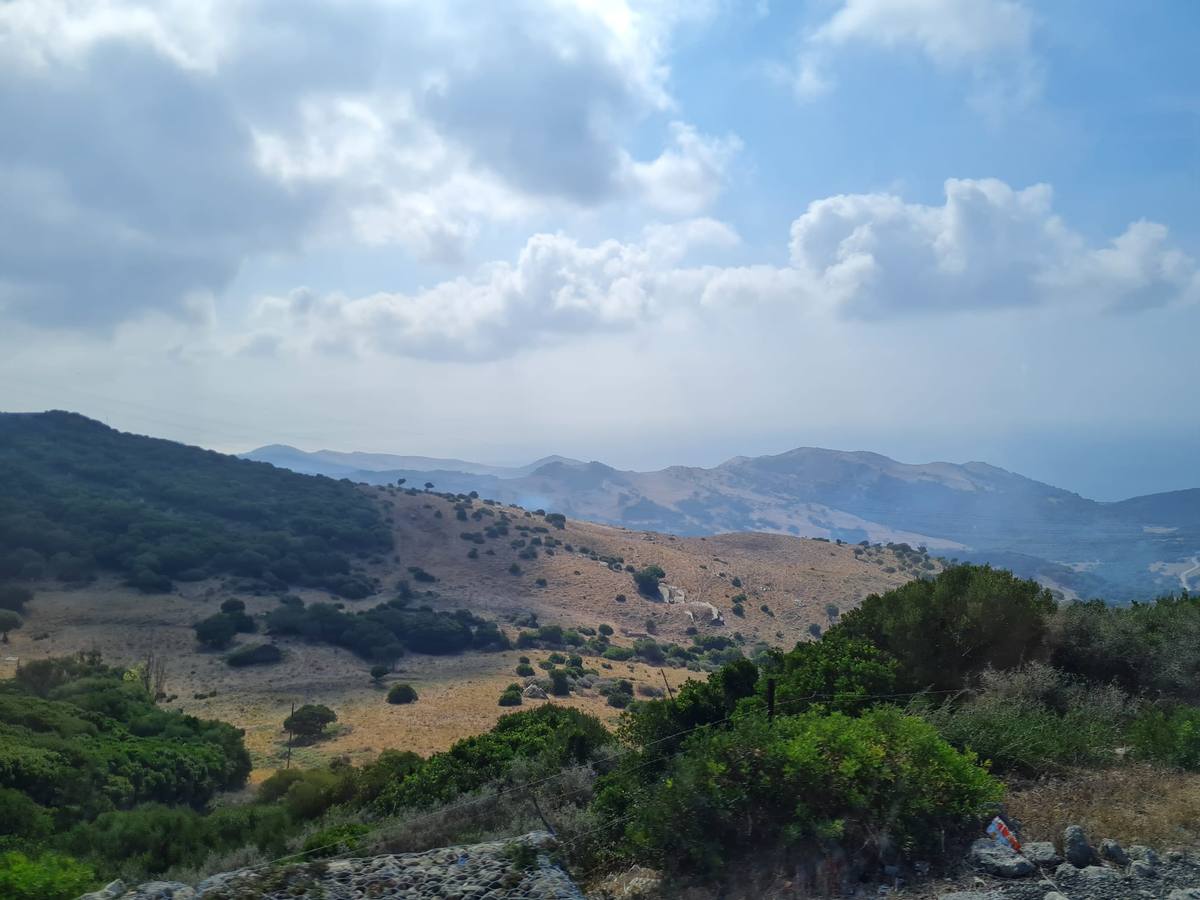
[2,487,923,778]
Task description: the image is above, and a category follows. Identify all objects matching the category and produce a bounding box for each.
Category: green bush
[1129,705,1200,770]
[515,663,535,677]
[549,669,571,696]
[284,704,337,740]
[917,664,1134,774]
[598,707,1001,875]
[499,687,523,706]
[834,565,1056,692]
[301,822,371,858]
[633,566,665,598]
[387,684,418,705]
[0,851,95,900]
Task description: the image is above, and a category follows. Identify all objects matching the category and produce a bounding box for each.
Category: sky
[1,0,1198,501]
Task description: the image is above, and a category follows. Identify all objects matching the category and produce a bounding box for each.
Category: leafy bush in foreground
[0,851,95,900]
[597,707,1001,875]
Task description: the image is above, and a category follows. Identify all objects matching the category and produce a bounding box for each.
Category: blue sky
[1,0,1197,499]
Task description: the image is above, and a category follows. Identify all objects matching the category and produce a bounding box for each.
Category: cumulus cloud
[239,179,1197,361]
[784,0,1039,110]
[0,0,736,327]
[245,218,739,360]
[787,179,1198,317]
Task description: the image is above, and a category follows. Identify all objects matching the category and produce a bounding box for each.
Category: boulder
[522,683,548,699]
[1100,838,1130,866]
[1023,841,1062,867]
[118,883,196,899]
[1043,893,1069,900]
[1130,859,1159,878]
[1128,845,1160,865]
[969,838,1035,878]
[1062,825,1098,868]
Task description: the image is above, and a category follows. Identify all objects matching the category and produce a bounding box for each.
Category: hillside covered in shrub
[0,412,391,598]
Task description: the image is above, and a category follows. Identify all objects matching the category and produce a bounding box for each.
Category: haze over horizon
[2,0,1197,501]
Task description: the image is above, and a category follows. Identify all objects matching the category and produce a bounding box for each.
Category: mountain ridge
[243,442,1199,601]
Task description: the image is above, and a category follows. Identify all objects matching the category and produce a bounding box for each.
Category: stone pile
[80,831,585,900]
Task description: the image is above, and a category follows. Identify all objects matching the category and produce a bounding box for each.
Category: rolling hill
[2,411,919,769]
[246,443,1200,601]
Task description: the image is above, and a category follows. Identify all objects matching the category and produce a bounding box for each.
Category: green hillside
[0,412,391,599]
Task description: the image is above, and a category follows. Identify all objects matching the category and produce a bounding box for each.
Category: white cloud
[238,179,1197,361]
[787,179,1198,317]
[785,0,1039,111]
[624,122,743,215]
[246,219,739,360]
[0,0,737,326]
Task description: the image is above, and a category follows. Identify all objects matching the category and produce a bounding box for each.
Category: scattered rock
[1167,890,1200,900]
[1101,838,1130,867]
[939,892,1002,900]
[594,865,663,899]
[523,683,549,699]
[88,831,583,900]
[1023,841,1062,868]
[1078,864,1120,881]
[969,839,1035,878]
[1043,893,1069,900]
[1129,845,1162,865]
[1063,824,1099,868]
[1130,859,1159,878]
[80,881,126,900]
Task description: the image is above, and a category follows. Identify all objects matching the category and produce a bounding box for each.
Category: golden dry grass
[1006,764,1200,849]
[1,488,919,779]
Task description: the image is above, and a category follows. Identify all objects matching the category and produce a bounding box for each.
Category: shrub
[194,614,238,649]
[1129,705,1200,770]
[633,566,665,599]
[302,823,371,858]
[602,645,634,662]
[0,610,21,642]
[0,585,32,612]
[599,707,1001,875]
[834,565,1056,692]
[515,663,535,677]
[499,687,523,706]
[549,669,571,696]
[387,684,419,705]
[598,623,614,636]
[284,704,337,740]
[0,851,95,900]
[918,664,1135,774]
[226,643,282,667]
[370,664,390,682]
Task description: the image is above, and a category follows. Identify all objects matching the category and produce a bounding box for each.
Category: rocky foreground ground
[78,825,1200,900]
[79,831,583,900]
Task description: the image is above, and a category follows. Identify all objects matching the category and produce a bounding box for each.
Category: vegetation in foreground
[4,564,1200,897]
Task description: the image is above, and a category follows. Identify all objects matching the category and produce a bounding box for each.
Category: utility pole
[285,701,295,769]
[659,668,675,701]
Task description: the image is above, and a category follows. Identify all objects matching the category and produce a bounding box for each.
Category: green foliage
[515,663,535,677]
[0,851,95,900]
[0,412,390,596]
[0,586,31,612]
[1050,594,1200,702]
[549,669,571,696]
[284,705,337,740]
[387,683,418,705]
[633,565,665,598]
[193,614,239,649]
[266,599,509,662]
[370,665,390,682]
[0,610,21,640]
[302,822,370,858]
[1128,705,1200,770]
[598,707,1001,875]
[764,633,897,716]
[498,686,523,706]
[598,623,614,636]
[0,655,250,864]
[375,705,611,812]
[917,664,1134,774]
[834,565,1056,692]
